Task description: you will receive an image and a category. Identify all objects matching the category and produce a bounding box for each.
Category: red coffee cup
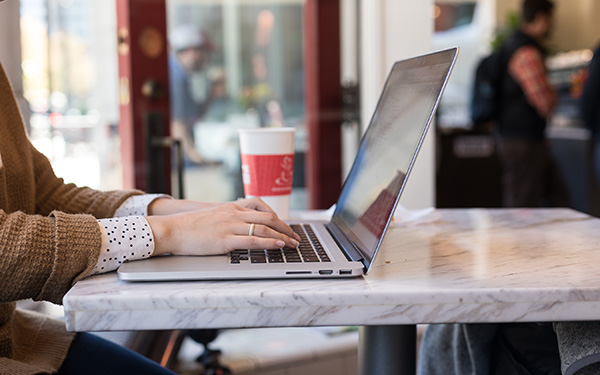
[238,128,296,218]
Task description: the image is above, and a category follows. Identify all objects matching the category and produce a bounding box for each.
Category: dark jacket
[581,44,600,138]
[497,30,548,140]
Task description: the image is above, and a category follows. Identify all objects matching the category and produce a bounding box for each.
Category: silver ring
[248,223,255,236]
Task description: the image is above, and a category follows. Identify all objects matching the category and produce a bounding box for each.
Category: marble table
[63,208,600,374]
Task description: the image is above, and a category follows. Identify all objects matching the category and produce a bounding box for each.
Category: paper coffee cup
[239,128,296,219]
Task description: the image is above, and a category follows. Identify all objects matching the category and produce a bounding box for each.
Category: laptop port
[319,270,333,275]
[339,270,352,275]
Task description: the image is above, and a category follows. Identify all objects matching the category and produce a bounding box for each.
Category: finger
[242,211,300,241]
[237,197,276,214]
[227,235,285,250]
[233,221,297,248]
[252,224,299,248]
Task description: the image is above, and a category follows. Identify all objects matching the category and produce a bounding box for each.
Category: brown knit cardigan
[0,63,142,374]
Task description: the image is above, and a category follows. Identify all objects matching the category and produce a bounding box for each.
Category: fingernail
[291,239,299,247]
[276,240,285,247]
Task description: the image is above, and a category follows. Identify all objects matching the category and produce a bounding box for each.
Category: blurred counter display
[545,48,600,217]
[436,128,504,208]
[547,48,594,130]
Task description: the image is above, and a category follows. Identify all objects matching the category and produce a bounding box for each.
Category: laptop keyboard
[230,224,331,264]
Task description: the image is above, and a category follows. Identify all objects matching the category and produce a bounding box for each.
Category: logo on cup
[275,155,293,187]
[241,164,251,185]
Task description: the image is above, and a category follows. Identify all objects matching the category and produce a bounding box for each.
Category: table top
[63,208,600,332]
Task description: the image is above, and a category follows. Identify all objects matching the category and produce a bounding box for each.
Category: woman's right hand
[146,202,299,257]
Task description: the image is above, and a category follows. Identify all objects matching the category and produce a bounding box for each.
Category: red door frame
[116,0,171,193]
[304,0,343,209]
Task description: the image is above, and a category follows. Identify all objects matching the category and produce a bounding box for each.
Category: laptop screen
[332,48,457,269]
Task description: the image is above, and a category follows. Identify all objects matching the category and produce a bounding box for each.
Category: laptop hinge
[325,222,364,263]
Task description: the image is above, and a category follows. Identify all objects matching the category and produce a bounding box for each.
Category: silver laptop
[118,47,458,281]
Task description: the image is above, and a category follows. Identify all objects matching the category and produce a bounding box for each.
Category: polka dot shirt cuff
[91,216,155,275]
[114,194,172,217]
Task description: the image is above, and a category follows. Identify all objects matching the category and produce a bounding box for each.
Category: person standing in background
[168,24,225,164]
[494,0,568,208]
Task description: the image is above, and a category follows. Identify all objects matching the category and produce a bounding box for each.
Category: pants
[495,137,569,208]
[491,323,561,375]
[57,332,176,375]
[417,323,561,375]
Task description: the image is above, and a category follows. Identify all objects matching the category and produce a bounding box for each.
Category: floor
[175,327,359,375]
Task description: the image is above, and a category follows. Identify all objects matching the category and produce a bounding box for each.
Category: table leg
[358,325,417,375]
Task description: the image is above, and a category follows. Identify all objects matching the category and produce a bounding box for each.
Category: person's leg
[417,323,498,375]
[490,323,561,375]
[57,332,176,375]
[496,138,544,207]
[541,141,569,207]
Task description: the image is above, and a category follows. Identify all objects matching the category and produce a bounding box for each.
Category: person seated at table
[0,59,300,374]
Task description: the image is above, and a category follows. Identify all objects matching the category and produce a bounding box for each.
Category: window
[20,0,122,190]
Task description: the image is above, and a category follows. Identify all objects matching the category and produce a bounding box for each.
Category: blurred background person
[168,24,225,164]
[494,0,568,208]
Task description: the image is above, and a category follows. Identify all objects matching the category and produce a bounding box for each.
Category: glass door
[165,0,308,207]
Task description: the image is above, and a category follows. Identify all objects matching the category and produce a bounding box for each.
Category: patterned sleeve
[90,194,171,275]
[508,45,557,118]
[113,194,172,217]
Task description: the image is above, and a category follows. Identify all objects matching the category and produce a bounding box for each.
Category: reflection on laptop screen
[332,48,456,266]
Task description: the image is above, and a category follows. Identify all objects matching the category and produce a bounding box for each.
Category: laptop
[117,47,459,281]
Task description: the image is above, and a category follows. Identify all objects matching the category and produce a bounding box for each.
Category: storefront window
[20,0,122,190]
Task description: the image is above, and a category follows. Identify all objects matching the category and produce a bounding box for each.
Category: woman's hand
[146,200,300,256]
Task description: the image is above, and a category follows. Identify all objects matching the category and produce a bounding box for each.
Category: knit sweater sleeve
[0,145,145,305]
[0,209,103,305]
[30,143,143,218]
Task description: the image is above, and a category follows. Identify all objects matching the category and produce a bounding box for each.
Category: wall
[360,0,434,209]
[0,1,22,83]
[0,0,29,123]
[340,0,360,181]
